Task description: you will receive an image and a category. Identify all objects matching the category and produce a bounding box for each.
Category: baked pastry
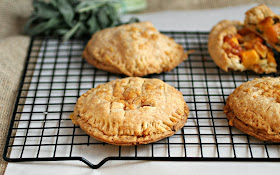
[245,4,280,52]
[70,77,189,146]
[208,20,277,74]
[224,77,280,142]
[83,21,188,77]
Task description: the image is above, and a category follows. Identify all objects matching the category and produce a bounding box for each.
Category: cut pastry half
[208,20,277,74]
[245,4,280,52]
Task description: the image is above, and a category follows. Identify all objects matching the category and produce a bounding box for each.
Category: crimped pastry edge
[224,103,280,142]
[71,103,189,146]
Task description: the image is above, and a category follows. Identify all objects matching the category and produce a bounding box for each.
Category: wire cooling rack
[3,32,280,169]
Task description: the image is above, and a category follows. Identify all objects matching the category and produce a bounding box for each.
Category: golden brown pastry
[83,21,188,77]
[208,20,277,74]
[224,77,280,142]
[70,77,189,146]
[245,4,280,52]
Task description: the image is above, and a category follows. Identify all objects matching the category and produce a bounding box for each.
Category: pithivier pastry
[70,77,189,146]
[224,77,280,142]
[208,20,277,74]
[245,4,280,52]
[83,21,188,77]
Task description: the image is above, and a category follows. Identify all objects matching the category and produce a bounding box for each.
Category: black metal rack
[3,32,280,169]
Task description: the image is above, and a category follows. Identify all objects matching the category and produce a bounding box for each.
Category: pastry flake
[70,77,189,146]
[208,20,277,74]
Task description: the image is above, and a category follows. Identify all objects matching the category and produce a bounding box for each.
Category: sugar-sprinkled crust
[70,77,189,146]
[83,21,188,77]
[224,77,280,142]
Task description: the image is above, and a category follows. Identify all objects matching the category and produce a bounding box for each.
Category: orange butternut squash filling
[222,28,277,73]
[257,16,280,45]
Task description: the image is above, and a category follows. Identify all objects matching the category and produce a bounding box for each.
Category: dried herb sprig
[24,0,142,40]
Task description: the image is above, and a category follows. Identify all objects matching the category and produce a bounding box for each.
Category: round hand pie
[245,4,280,52]
[224,77,280,142]
[70,77,189,146]
[83,21,188,77]
[208,20,277,74]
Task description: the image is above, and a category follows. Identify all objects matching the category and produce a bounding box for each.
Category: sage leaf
[76,1,106,13]
[24,15,39,34]
[87,13,100,33]
[69,0,80,6]
[27,17,61,36]
[56,0,74,27]
[50,0,58,7]
[78,12,89,21]
[96,6,110,28]
[62,22,81,41]
[33,0,59,18]
[74,23,87,37]
[55,28,68,35]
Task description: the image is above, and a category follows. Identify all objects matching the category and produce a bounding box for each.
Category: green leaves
[25,17,61,36]
[33,0,59,19]
[56,0,74,27]
[24,0,140,40]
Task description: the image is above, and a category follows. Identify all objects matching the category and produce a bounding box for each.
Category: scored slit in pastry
[245,4,280,52]
[208,20,277,74]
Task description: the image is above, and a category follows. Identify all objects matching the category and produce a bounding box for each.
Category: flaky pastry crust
[208,20,245,72]
[83,21,188,77]
[70,77,189,146]
[224,77,280,142]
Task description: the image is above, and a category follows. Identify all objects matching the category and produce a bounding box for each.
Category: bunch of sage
[24,0,144,40]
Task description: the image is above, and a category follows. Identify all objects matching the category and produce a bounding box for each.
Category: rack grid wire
[3,31,280,169]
